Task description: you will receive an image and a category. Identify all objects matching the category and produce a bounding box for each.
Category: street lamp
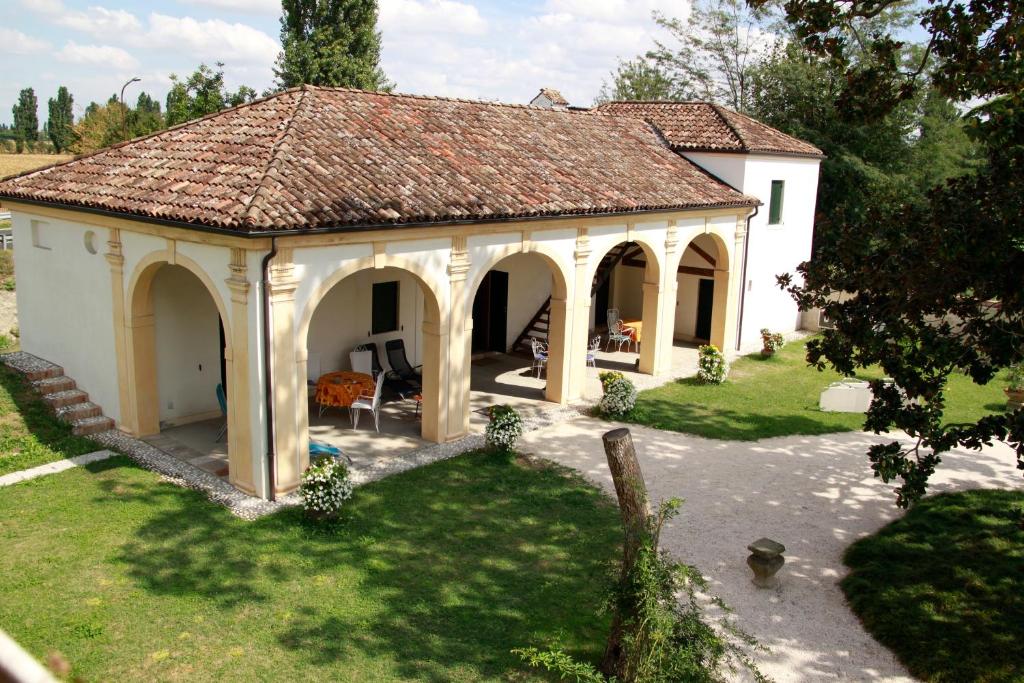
[120,76,141,141]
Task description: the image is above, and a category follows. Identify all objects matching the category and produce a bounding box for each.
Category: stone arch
[671,230,733,351]
[465,244,574,404]
[295,253,447,446]
[124,250,234,438]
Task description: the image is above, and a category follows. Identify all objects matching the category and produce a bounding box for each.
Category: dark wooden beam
[687,243,717,266]
[678,265,715,278]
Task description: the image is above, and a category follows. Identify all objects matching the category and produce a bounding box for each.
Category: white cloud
[1,28,50,55]
[59,6,142,36]
[379,0,488,36]
[177,0,281,14]
[139,13,280,65]
[56,41,139,70]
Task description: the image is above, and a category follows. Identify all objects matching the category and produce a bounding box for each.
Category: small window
[31,219,51,249]
[371,281,400,335]
[768,180,785,225]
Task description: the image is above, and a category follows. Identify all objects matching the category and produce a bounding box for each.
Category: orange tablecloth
[622,319,642,342]
[315,371,374,409]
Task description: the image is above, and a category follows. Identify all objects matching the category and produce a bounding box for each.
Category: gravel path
[520,416,1024,682]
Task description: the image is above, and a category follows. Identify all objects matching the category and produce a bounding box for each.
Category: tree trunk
[600,427,651,680]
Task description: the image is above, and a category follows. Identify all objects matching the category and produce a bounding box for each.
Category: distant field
[0,153,73,179]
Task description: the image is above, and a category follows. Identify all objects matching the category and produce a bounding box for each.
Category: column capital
[574,229,592,264]
[226,247,250,302]
[664,221,679,253]
[105,228,124,269]
[448,236,471,281]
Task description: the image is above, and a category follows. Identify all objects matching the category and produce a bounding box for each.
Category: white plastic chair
[531,338,548,379]
[586,335,601,368]
[350,372,384,432]
[349,349,372,375]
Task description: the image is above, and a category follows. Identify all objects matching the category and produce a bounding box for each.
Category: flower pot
[1006,387,1024,410]
[761,348,775,358]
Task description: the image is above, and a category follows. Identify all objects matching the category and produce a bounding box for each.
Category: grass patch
[841,489,1024,682]
[0,250,14,290]
[0,364,100,475]
[624,337,1008,440]
[0,451,621,681]
[0,153,73,179]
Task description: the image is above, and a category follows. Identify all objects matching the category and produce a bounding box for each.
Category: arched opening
[466,251,570,421]
[586,240,662,383]
[299,264,443,459]
[672,234,731,351]
[127,261,232,480]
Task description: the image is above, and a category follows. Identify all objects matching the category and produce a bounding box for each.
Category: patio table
[315,371,375,410]
[622,319,642,343]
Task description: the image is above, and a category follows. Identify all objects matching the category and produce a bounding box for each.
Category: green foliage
[11,88,39,153]
[46,86,74,153]
[275,0,392,91]
[647,0,777,112]
[516,500,765,683]
[768,0,1024,506]
[485,404,524,453]
[1007,365,1024,392]
[841,489,1024,682]
[595,58,679,105]
[696,345,727,384]
[165,63,257,128]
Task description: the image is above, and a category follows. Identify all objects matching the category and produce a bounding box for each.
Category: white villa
[0,86,821,500]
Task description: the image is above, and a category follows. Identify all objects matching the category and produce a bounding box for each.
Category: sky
[0,0,689,126]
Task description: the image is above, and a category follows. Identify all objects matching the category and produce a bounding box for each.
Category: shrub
[599,371,637,416]
[760,328,785,354]
[299,455,353,520]
[697,345,728,384]
[1007,363,1024,391]
[485,404,523,453]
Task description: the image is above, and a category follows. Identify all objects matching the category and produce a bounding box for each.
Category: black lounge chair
[353,342,419,399]
[385,339,423,394]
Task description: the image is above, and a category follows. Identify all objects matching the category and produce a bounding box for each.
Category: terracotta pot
[761,348,775,357]
[1006,387,1024,407]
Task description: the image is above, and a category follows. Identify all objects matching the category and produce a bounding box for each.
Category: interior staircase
[3,353,116,436]
[510,241,637,354]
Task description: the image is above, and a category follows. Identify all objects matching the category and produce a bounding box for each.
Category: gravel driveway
[520,416,1024,682]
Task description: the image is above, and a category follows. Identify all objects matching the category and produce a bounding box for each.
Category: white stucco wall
[479,252,554,351]
[11,213,120,420]
[151,264,222,424]
[684,152,820,351]
[306,266,425,379]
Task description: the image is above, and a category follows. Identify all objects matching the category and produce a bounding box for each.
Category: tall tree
[11,88,39,153]
[47,86,75,153]
[165,63,257,127]
[648,0,777,112]
[274,0,391,91]
[595,58,680,105]
[761,0,1024,506]
[129,91,165,138]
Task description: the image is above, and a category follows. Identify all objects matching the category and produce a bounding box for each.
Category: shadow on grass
[0,364,99,475]
[106,451,620,679]
[841,489,1024,682]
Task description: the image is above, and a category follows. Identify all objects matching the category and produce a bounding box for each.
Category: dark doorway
[594,275,611,329]
[218,317,227,390]
[472,270,509,353]
[695,278,714,341]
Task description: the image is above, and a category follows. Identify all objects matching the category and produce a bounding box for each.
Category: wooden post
[601,427,652,680]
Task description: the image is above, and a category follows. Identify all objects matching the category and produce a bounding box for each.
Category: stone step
[34,375,76,396]
[57,401,102,422]
[1,352,64,382]
[70,415,115,437]
[43,389,89,410]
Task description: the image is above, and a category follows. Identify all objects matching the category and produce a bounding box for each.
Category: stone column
[225,248,258,496]
[105,228,132,431]
[567,229,593,401]
[637,280,663,375]
[710,218,746,353]
[420,318,448,443]
[659,222,680,373]
[445,236,471,440]
[545,294,572,404]
[267,248,304,495]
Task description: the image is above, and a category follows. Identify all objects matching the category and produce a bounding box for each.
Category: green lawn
[0,450,621,681]
[0,363,99,476]
[841,489,1024,682]
[625,338,1009,440]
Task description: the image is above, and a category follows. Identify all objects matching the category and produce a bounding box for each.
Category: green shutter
[769,180,784,224]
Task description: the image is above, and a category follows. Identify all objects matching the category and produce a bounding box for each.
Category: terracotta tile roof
[0,86,755,234]
[595,101,823,157]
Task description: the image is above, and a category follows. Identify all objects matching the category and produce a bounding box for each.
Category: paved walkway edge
[0,450,116,487]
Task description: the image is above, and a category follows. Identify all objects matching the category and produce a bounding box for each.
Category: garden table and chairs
[314,370,376,417]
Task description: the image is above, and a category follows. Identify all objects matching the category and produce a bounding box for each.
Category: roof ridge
[599,100,718,106]
[0,87,306,185]
[240,87,310,229]
[708,104,748,152]
[303,83,591,115]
